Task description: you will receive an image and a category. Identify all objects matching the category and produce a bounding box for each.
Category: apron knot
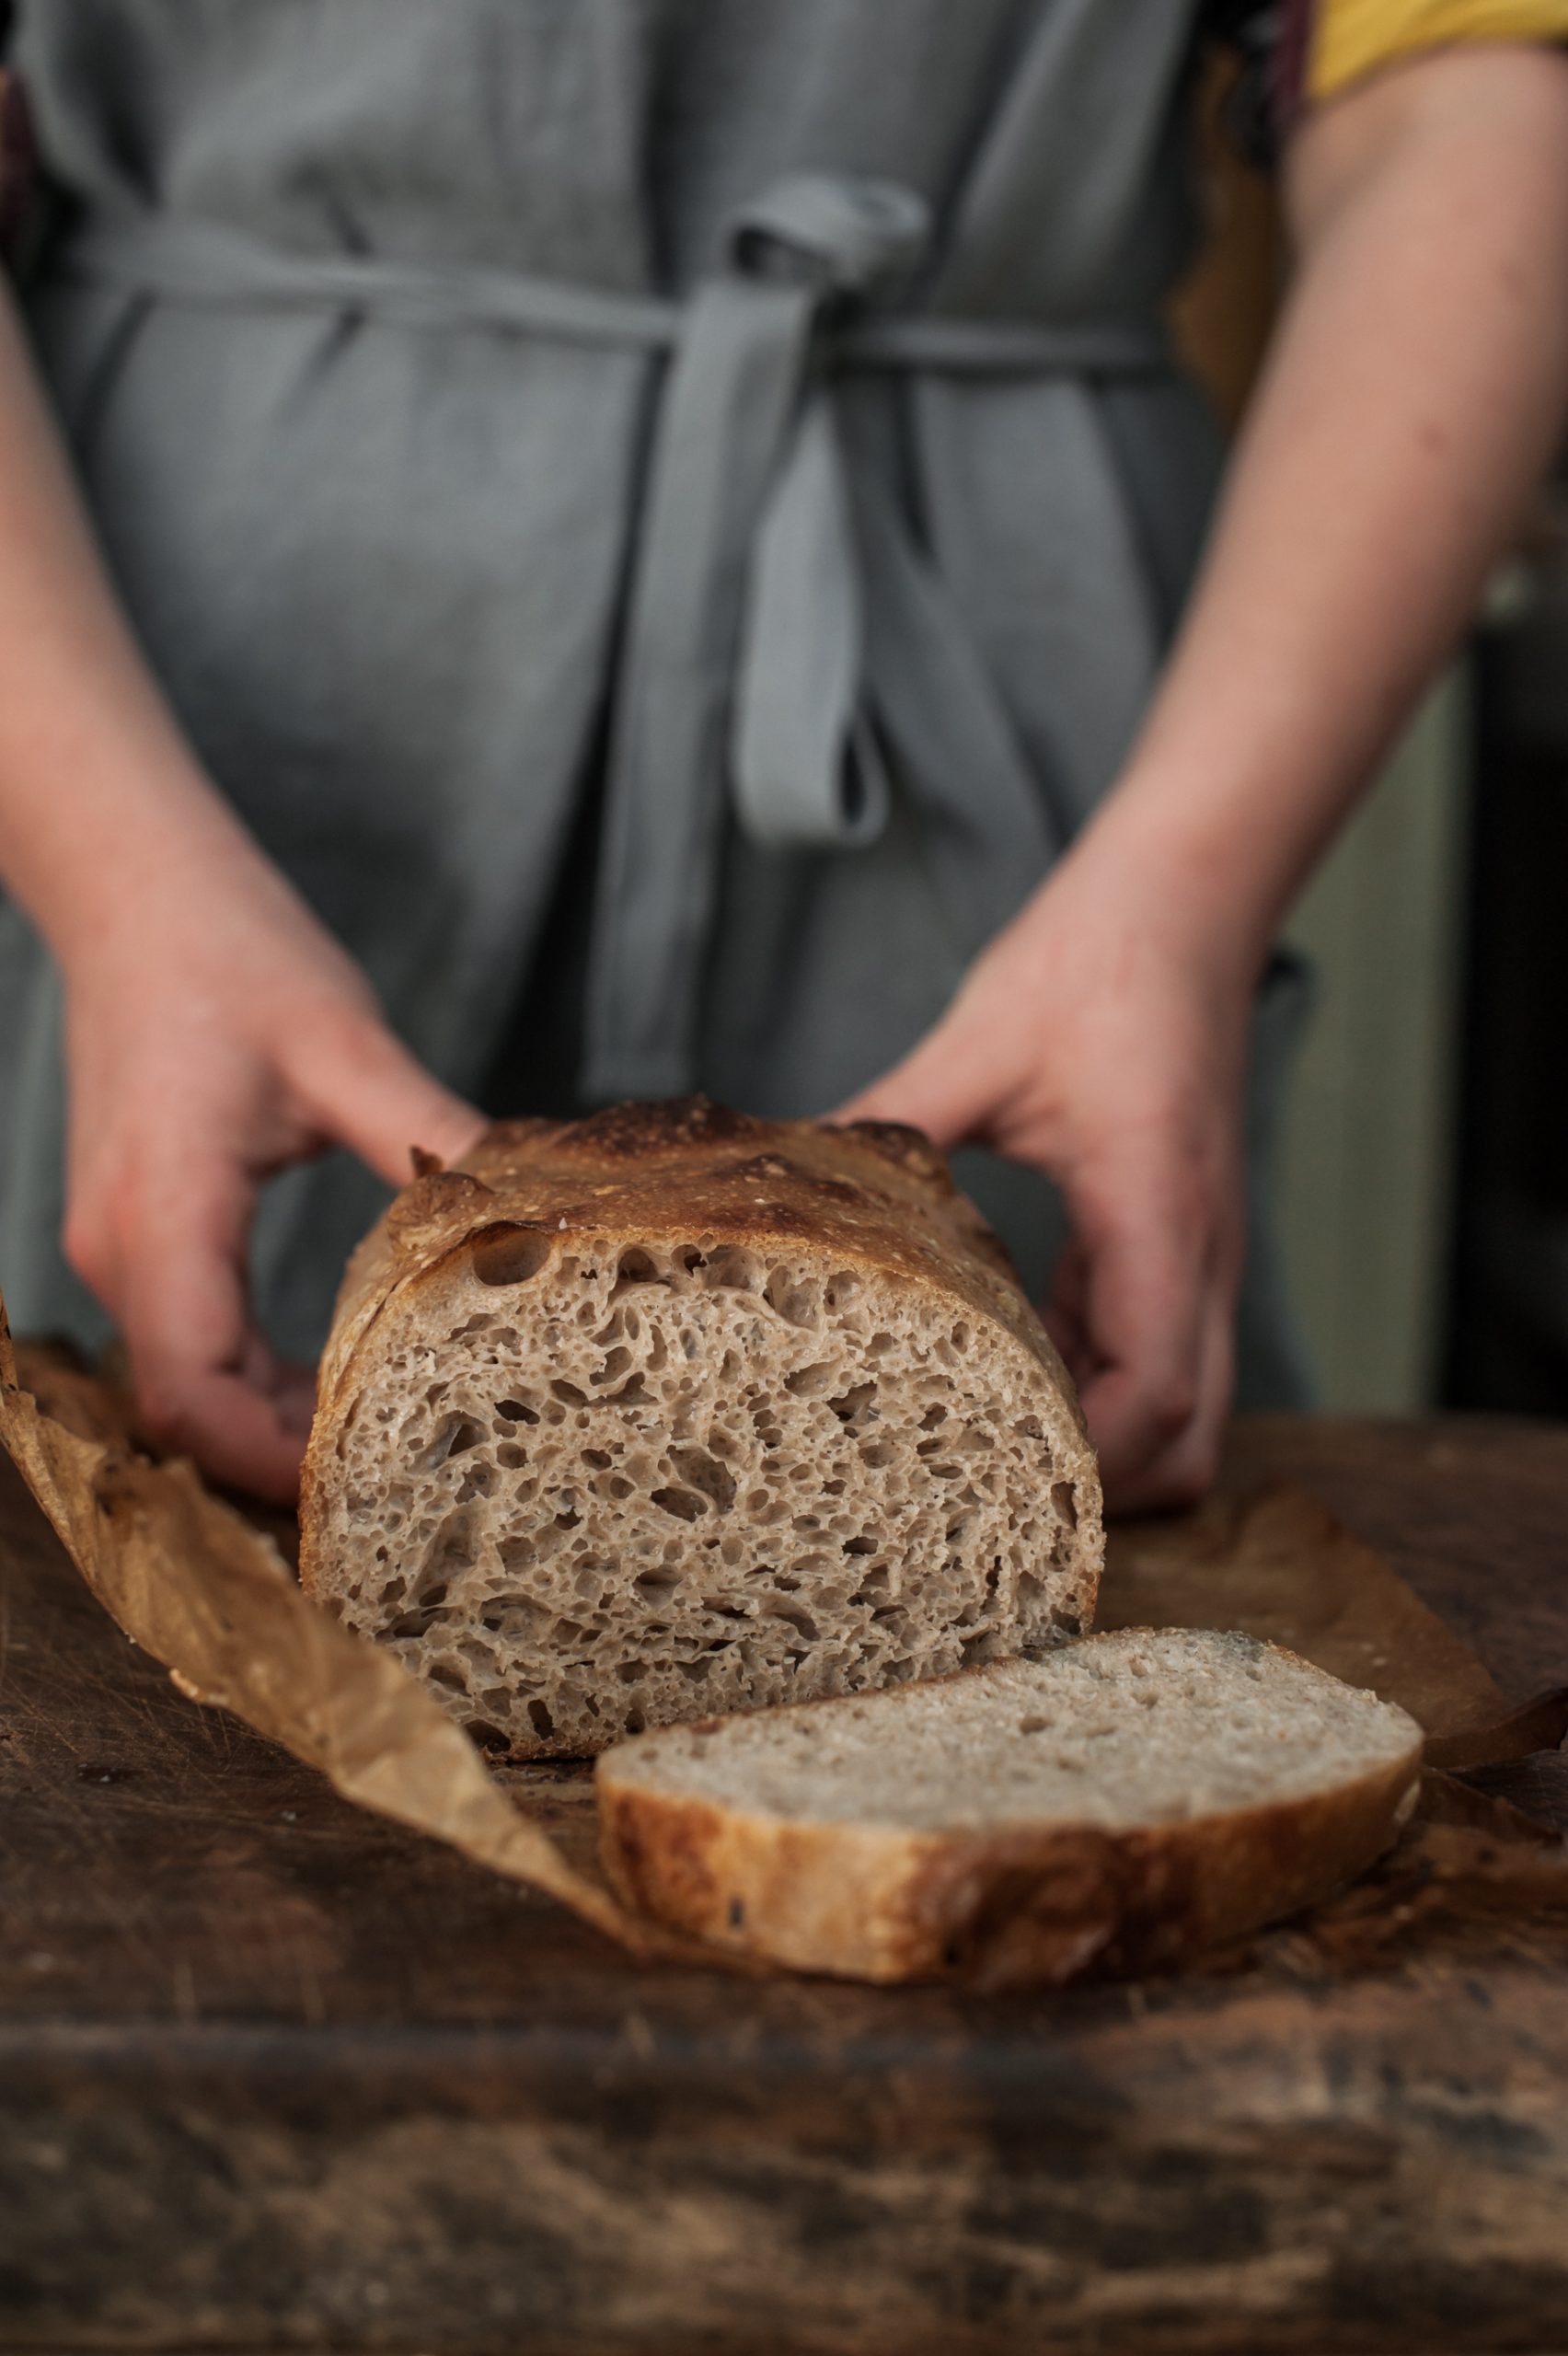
[728,174,930,300]
[727,176,934,863]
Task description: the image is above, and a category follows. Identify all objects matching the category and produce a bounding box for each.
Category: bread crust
[594,1639,1424,1991]
[300,1099,1101,1637]
[306,1100,1086,1437]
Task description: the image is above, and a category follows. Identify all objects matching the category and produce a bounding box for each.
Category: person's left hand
[838,847,1257,1515]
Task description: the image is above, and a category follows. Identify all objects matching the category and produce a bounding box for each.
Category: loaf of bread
[596,1629,1425,1985]
[299,1100,1102,1760]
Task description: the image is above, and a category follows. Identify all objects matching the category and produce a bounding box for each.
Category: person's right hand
[59,867,482,1504]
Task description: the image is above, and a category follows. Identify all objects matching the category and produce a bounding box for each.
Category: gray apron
[0,0,1312,1404]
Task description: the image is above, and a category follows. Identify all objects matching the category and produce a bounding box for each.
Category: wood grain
[3,1418,1568,2353]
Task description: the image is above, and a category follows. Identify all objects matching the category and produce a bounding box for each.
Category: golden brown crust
[597,1761,1419,1990]
[594,1642,1425,1991]
[300,1098,1099,1599]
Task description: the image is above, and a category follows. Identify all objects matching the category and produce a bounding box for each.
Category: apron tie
[582,173,930,1100]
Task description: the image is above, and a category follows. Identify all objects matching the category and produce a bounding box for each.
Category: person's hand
[59,865,482,1504]
[839,847,1255,1514]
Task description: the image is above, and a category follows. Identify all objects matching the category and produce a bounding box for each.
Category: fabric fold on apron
[59,188,1173,1101]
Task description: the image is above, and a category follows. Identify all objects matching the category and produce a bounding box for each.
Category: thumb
[294,1012,486,1189]
[837,1011,997,1152]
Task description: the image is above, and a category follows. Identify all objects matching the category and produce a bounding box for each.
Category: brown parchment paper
[0,1300,726,1969]
[5,1289,1566,1986]
[1100,1484,1509,1740]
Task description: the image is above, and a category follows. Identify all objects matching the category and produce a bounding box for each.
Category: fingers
[1069,1223,1204,1486]
[1093,1275,1236,1517]
[292,1008,485,1186]
[1047,1159,1240,1517]
[59,907,481,1503]
[69,1151,311,1504]
[135,1359,313,1506]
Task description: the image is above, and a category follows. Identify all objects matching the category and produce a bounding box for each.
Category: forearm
[0,279,286,969]
[1055,44,1568,981]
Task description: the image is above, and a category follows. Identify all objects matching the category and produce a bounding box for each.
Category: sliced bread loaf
[595,1629,1424,1985]
[300,1100,1101,1760]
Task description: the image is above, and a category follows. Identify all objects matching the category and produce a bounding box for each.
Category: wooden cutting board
[3,1415,1568,2355]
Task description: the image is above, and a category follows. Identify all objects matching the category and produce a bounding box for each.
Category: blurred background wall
[1275,678,1469,1411]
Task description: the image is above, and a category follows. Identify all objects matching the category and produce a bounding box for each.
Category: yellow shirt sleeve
[1307,0,1568,105]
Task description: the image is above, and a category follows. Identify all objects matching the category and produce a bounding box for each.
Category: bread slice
[300,1100,1101,1760]
[595,1630,1424,1986]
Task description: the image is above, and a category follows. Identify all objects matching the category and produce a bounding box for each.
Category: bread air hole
[651,1484,708,1522]
[387,1580,448,1641]
[470,1226,553,1287]
[765,1267,820,1327]
[416,1413,485,1470]
[757,1601,819,1639]
[669,1445,736,1511]
[704,1245,761,1289]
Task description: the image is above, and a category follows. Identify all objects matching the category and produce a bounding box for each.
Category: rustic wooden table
[3,1415,1568,2356]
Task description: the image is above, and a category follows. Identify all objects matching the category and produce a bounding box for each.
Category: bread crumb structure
[300,1103,1102,1759]
[596,1630,1426,1985]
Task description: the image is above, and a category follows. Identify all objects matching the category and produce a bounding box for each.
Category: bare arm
[848,43,1568,1509]
[0,283,479,1499]
[1086,40,1568,982]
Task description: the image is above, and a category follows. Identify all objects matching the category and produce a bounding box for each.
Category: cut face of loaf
[300,1101,1101,1760]
[596,1630,1426,1986]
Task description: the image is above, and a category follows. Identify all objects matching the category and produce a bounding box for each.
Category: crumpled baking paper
[4,1292,1565,1983]
[0,1302,719,1968]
